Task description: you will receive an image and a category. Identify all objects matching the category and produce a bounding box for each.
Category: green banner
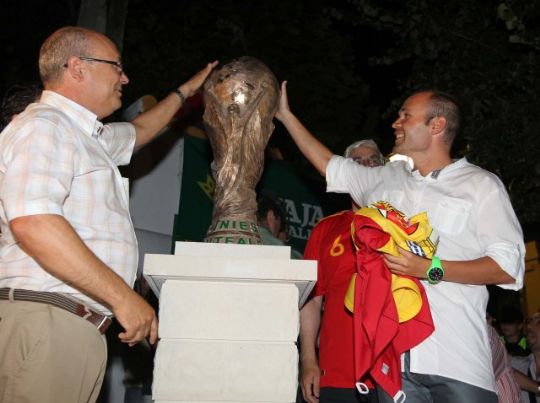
[172,129,325,253]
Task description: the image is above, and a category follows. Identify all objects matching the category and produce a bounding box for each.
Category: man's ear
[430,116,447,135]
[65,56,84,81]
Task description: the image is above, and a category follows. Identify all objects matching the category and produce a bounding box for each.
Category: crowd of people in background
[0,25,537,403]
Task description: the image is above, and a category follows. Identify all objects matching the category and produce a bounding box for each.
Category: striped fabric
[0,91,137,315]
[489,325,522,403]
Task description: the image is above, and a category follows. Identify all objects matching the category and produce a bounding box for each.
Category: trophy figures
[203,57,279,244]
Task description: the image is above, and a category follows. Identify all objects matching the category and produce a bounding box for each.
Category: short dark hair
[1,83,42,130]
[498,305,524,325]
[423,91,461,144]
[256,191,287,232]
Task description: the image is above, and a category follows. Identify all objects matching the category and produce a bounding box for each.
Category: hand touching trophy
[202,57,279,244]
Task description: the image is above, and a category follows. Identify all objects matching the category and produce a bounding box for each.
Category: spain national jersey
[304,209,357,388]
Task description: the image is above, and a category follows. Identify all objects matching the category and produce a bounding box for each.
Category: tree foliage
[2,0,538,224]
[122,0,372,177]
[328,0,540,224]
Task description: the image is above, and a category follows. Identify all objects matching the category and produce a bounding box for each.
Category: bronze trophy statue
[203,57,279,244]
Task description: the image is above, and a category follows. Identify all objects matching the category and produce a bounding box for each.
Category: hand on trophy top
[178,60,219,99]
[275,81,292,122]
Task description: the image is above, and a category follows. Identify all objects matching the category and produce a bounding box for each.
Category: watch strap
[426,256,444,284]
[172,88,186,104]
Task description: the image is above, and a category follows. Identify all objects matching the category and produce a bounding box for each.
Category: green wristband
[426,256,444,284]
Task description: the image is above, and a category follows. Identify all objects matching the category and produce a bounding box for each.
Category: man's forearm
[10,214,133,310]
[385,250,516,285]
[279,110,333,177]
[131,91,183,149]
[132,61,218,149]
[299,296,323,364]
[275,81,333,176]
[442,256,515,285]
[514,368,539,393]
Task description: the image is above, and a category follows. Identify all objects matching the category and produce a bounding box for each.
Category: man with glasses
[344,140,385,169]
[277,82,524,402]
[0,26,216,403]
[299,139,383,403]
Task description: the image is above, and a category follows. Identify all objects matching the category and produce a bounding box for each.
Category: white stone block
[153,340,298,402]
[144,251,316,307]
[174,241,291,260]
[159,280,299,341]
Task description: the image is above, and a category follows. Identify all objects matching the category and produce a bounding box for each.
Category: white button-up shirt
[327,155,525,392]
[0,90,137,315]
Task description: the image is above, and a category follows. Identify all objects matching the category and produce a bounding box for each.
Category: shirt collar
[411,157,468,181]
[40,90,103,138]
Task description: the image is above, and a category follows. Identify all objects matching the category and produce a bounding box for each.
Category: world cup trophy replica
[203,57,279,244]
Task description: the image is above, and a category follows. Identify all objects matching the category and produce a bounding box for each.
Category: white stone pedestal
[144,242,316,403]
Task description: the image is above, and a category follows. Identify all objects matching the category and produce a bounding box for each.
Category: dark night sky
[1,0,539,230]
[1,1,81,95]
[0,0,402,154]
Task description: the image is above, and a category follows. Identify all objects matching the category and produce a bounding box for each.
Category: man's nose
[120,71,129,85]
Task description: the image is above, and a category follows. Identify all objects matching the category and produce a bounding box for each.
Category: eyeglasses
[352,156,384,167]
[64,56,124,73]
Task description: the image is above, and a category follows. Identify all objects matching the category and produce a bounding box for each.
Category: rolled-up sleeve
[477,177,525,290]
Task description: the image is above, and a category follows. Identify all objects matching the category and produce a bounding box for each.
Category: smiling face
[82,33,129,119]
[391,92,434,157]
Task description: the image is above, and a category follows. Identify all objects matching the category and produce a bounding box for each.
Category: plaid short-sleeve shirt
[0,90,137,315]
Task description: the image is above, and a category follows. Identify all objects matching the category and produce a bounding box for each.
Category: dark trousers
[319,387,379,403]
[376,353,497,403]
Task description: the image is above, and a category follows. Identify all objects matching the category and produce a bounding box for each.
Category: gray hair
[344,139,383,159]
[39,26,90,85]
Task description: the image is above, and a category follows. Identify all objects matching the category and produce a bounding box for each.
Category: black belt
[0,288,112,334]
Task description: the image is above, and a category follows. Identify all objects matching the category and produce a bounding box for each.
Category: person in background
[487,311,522,402]
[512,310,540,402]
[299,139,384,403]
[0,83,42,131]
[499,305,530,357]
[256,191,303,259]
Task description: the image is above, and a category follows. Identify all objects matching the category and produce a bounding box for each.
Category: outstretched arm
[275,81,333,176]
[299,295,323,403]
[132,61,218,149]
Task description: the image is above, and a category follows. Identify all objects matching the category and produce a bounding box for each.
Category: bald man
[0,26,216,403]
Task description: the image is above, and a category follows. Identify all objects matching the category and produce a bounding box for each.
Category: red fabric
[304,210,357,388]
[352,214,435,398]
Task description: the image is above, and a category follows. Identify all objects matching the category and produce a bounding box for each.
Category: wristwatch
[426,256,444,285]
